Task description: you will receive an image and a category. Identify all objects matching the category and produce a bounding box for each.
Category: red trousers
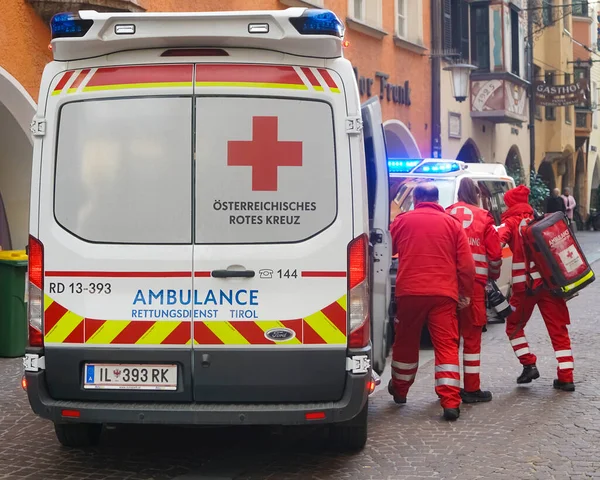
[392,295,461,409]
[506,289,574,383]
[458,282,486,392]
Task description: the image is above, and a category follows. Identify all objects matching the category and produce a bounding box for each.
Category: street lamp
[443,63,477,102]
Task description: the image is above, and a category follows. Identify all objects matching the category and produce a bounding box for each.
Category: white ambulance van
[23,9,392,451]
[387,159,516,326]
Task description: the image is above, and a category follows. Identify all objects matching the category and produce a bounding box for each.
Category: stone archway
[383,119,421,159]
[0,67,36,250]
[559,147,575,193]
[538,159,556,192]
[505,145,524,181]
[456,139,481,163]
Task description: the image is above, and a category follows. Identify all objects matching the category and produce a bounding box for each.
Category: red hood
[501,202,534,222]
[504,185,530,207]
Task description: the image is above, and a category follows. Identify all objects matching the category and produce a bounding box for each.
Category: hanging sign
[535,80,588,107]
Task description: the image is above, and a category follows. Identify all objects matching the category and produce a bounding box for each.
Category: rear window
[393,179,456,213]
[478,180,511,225]
[54,97,193,244]
[194,97,337,244]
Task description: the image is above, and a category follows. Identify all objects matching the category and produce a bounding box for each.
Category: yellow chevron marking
[336,294,347,311]
[206,322,250,345]
[255,321,301,345]
[45,311,83,343]
[136,321,180,345]
[87,320,130,344]
[304,310,346,345]
[44,295,54,311]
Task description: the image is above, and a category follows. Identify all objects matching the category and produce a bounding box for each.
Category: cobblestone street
[0,233,599,479]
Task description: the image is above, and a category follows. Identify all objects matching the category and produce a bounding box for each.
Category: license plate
[83,364,177,390]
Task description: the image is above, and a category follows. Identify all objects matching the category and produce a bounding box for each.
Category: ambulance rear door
[191,63,353,403]
[361,97,392,375]
[38,64,197,402]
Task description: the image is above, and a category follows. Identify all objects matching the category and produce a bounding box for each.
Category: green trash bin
[0,250,28,358]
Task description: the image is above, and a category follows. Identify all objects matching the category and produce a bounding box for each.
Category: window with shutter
[443,0,453,53]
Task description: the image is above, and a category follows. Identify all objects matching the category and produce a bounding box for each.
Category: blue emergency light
[413,161,461,174]
[50,12,94,39]
[289,10,344,37]
[387,159,421,173]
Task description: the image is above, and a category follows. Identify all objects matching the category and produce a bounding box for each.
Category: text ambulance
[388,159,516,324]
[23,9,392,451]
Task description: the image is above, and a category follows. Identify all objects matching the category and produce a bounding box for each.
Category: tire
[330,401,368,452]
[54,422,102,448]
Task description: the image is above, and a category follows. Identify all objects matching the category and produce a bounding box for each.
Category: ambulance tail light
[28,236,44,348]
[348,234,370,349]
[289,10,344,37]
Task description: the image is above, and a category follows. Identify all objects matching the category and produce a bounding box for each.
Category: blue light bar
[289,10,344,37]
[387,159,421,173]
[412,161,461,174]
[50,12,94,40]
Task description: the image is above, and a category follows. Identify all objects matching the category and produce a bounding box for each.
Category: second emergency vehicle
[387,159,516,329]
[23,8,392,451]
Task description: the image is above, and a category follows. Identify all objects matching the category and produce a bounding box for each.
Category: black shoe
[482,325,488,332]
[443,408,460,421]
[553,379,575,392]
[387,380,407,404]
[517,365,540,384]
[460,389,492,403]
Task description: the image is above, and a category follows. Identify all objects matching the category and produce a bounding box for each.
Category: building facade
[0,0,432,251]
[587,0,600,214]
[433,0,530,177]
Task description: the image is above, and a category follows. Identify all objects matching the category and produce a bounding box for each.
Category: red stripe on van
[194,271,211,278]
[321,301,347,335]
[195,64,304,85]
[84,319,105,341]
[111,321,156,344]
[194,322,224,344]
[301,271,347,278]
[68,69,90,91]
[44,302,68,334]
[301,67,322,88]
[317,69,338,89]
[53,71,74,93]
[46,271,192,278]
[85,65,194,88]
[63,320,84,343]
[231,321,272,345]
[161,322,192,345]
[303,321,327,344]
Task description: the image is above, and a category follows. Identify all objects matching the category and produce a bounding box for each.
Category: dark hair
[414,183,439,203]
[457,177,480,206]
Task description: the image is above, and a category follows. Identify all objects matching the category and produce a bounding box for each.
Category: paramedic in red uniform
[499,185,575,391]
[447,178,502,404]
[388,183,475,421]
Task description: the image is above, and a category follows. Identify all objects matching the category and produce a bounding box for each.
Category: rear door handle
[211,270,255,278]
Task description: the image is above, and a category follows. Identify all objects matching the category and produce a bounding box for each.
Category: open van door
[361,97,392,375]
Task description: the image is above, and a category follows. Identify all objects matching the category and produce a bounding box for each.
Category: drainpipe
[527,0,536,179]
[431,0,442,158]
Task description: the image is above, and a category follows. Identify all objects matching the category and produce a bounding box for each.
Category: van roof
[49,9,344,62]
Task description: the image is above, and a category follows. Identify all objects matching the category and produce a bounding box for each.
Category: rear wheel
[330,401,368,452]
[54,423,102,448]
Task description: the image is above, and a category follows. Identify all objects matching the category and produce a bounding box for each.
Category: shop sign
[535,80,587,107]
[353,68,411,106]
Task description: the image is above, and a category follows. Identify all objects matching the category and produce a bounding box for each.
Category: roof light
[289,9,344,37]
[413,161,461,174]
[50,12,94,39]
[115,24,136,35]
[248,23,269,34]
[387,159,421,173]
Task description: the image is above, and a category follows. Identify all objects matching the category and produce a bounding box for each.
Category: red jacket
[497,187,543,293]
[391,202,475,301]
[446,201,502,285]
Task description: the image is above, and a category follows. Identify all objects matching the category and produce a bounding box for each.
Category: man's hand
[457,296,471,310]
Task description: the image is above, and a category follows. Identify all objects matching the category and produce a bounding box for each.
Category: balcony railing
[27,0,145,23]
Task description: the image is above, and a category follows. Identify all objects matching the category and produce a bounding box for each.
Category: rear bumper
[25,370,369,426]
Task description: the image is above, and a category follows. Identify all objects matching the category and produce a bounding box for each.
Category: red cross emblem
[567,249,574,259]
[227,116,303,191]
[451,206,473,229]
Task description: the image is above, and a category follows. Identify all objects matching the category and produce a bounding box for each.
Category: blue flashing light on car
[289,10,345,37]
[387,159,421,173]
[413,161,461,174]
[50,12,94,39]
